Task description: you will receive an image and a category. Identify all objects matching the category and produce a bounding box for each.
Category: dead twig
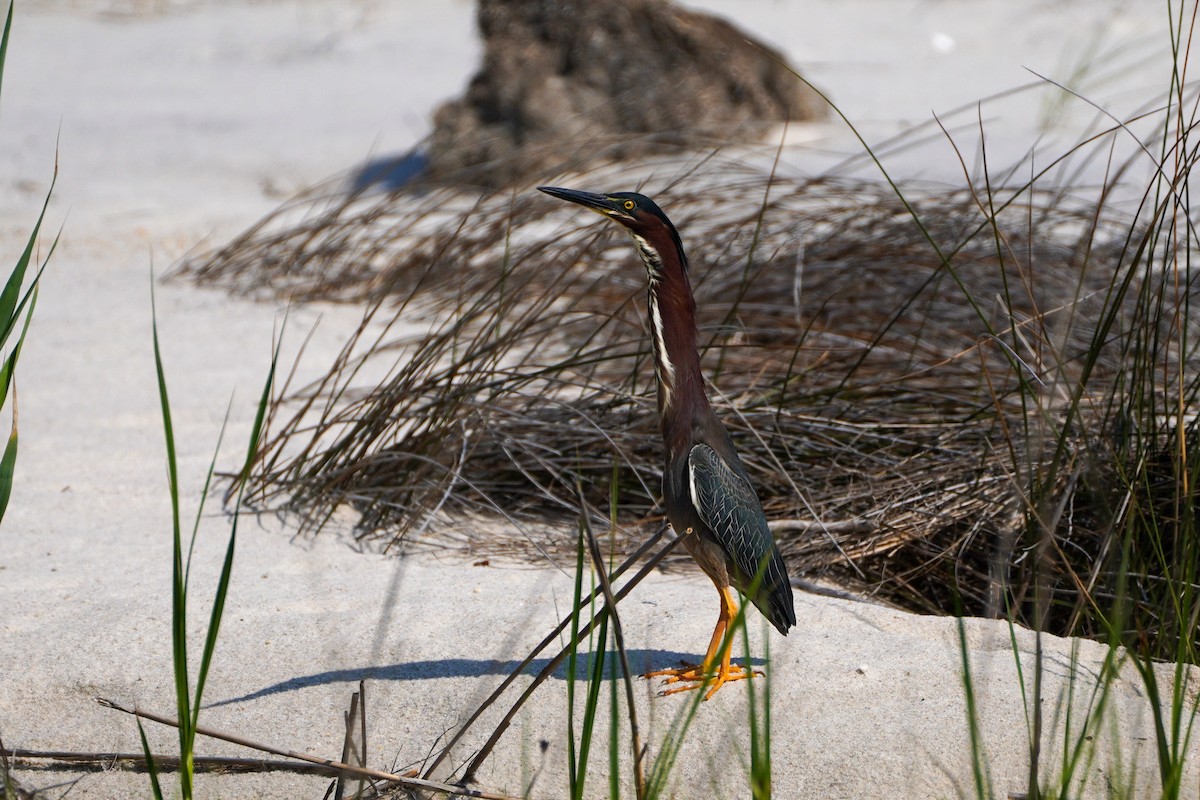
[96,698,527,800]
[767,518,875,534]
[2,748,339,777]
[333,683,365,800]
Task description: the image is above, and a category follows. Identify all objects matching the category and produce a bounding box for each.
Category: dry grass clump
[182,149,1193,643]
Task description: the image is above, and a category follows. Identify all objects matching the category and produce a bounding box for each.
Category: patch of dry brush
[181,152,1197,644]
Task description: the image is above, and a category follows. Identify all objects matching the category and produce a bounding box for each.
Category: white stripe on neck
[630,232,663,284]
[648,290,675,409]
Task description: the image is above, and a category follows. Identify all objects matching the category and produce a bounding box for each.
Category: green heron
[538,186,796,699]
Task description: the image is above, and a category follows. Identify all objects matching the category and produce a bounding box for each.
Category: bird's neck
[637,237,711,446]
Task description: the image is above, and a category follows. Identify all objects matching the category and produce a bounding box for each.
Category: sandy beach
[1,1,1196,797]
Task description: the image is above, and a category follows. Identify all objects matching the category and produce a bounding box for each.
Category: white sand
[0,1,1196,797]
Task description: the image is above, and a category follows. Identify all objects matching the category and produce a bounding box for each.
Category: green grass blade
[190,503,236,732]
[0,220,55,357]
[149,284,284,798]
[0,171,56,352]
[957,617,991,800]
[136,719,165,800]
[192,328,281,731]
[0,275,42,527]
[0,280,39,406]
[605,469,619,798]
[566,527,585,797]
[238,323,281,482]
[575,605,608,798]
[184,401,230,596]
[150,277,192,799]
[1131,652,1190,798]
[731,560,774,799]
[0,2,12,119]
[744,618,771,799]
[150,282,182,542]
[0,404,18,528]
[608,648,620,800]
[0,141,56,531]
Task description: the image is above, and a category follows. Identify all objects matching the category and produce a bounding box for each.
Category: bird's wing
[686,442,779,588]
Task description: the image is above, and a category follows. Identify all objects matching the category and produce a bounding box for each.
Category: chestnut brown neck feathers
[625,218,713,454]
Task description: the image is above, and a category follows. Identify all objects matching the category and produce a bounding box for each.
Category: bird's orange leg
[644,586,761,700]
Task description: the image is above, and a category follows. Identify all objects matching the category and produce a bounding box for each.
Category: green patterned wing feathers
[687,443,796,634]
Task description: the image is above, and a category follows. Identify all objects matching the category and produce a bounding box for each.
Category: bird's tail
[748,548,796,636]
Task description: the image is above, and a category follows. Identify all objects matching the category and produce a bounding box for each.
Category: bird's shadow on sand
[208,649,766,708]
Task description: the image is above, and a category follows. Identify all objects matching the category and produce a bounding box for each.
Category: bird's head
[538,186,685,281]
[538,186,669,231]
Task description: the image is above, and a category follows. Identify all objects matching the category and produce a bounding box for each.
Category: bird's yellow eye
[623,199,635,211]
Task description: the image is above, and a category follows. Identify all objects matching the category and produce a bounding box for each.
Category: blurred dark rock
[426,0,826,187]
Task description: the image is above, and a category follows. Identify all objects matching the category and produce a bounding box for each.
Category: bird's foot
[643,661,762,700]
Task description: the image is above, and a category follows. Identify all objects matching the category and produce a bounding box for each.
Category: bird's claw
[642,661,762,700]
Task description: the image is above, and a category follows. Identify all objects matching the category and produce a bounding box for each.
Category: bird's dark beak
[538,186,624,219]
